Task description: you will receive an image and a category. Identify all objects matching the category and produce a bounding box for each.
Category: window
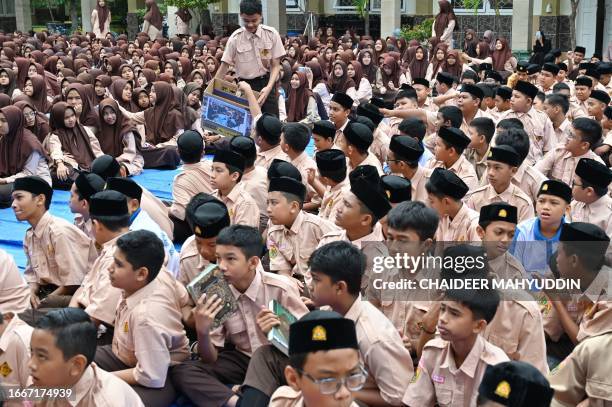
[286,0,300,9]
[335,0,357,9]
[0,0,16,16]
[370,0,407,11]
[452,0,512,14]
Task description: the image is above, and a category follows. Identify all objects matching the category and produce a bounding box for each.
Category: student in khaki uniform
[387,134,431,204]
[0,311,33,388]
[309,149,349,222]
[177,194,230,286]
[281,123,320,212]
[456,84,489,136]
[170,225,308,407]
[266,176,338,285]
[237,81,288,169]
[548,332,612,406]
[105,177,180,275]
[69,191,130,344]
[211,149,260,228]
[476,203,549,374]
[328,92,354,148]
[68,172,106,240]
[12,176,97,309]
[587,89,610,122]
[94,230,189,407]
[30,308,144,407]
[368,201,438,358]
[311,120,337,152]
[465,116,495,181]
[318,165,391,293]
[542,223,610,347]
[542,93,572,145]
[465,145,534,223]
[499,81,557,166]
[356,102,390,166]
[337,121,384,175]
[91,155,175,240]
[426,126,479,190]
[536,117,605,186]
[567,76,592,121]
[217,0,286,117]
[403,250,509,407]
[569,158,612,240]
[169,131,214,243]
[478,361,554,407]
[230,136,269,231]
[488,86,513,122]
[243,242,413,406]
[0,249,30,313]
[494,127,549,205]
[269,310,364,407]
[426,168,481,242]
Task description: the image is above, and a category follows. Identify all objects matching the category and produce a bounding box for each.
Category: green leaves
[164,0,220,10]
[352,0,369,19]
[400,18,434,43]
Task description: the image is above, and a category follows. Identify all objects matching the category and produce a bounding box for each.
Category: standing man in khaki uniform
[217,0,286,117]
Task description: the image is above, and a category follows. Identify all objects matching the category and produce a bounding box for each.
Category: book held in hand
[267,300,298,356]
[186,264,238,328]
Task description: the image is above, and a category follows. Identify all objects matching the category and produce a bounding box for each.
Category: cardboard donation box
[201,78,260,138]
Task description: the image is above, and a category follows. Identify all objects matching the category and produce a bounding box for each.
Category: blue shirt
[511,216,565,275]
[419,144,434,167]
[130,208,180,276]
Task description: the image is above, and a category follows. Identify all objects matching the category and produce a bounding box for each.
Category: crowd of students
[1,0,612,405]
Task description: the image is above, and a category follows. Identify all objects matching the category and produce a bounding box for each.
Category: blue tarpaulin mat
[1,141,316,272]
[0,167,182,271]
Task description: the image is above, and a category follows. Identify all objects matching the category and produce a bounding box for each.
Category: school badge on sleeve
[0,361,12,377]
[123,322,129,333]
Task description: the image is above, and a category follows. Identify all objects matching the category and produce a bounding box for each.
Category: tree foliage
[164,0,221,10]
[352,0,370,36]
[400,18,434,43]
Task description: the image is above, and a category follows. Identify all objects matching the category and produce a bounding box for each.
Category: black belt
[239,74,269,82]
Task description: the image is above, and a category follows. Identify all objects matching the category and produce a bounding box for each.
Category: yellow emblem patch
[269,245,278,259]
[124,322,129,333]
[498,209,507,218]
[542,183,548,191]
[194,225,202,235]
[488,150,493,158]
[229,208,234,217]
[312,325,327,341]
[386,190,391,199]
[494,380,511,399]
[260,48,270,57]
[0,362,12,377]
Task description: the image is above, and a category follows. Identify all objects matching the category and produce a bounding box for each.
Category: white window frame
[452,0,513,15]
[334,0,358,11]
[286,0,304,11]
[370,0,408,13]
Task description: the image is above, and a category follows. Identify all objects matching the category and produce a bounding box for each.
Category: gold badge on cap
[386,190,391,199]
[498,209,507,218]
[488,151,493,158]
[494,380,511,399]
[542,183,549,191]
[194,226,202,235]
[312,325,327,341]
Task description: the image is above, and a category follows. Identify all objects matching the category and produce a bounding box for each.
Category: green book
[186,264,238,329]
[267,300,298,356]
